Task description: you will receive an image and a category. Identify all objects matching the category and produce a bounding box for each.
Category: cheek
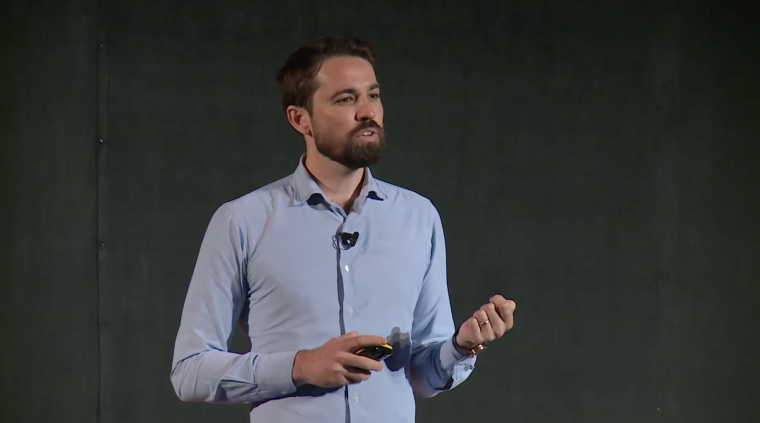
[315,114,348,136]
[374,104,384,124]
[324,110,356,128]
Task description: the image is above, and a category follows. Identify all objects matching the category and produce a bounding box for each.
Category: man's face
[309,56,385,170]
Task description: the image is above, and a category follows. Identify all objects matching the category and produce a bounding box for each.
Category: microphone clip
[335,231,360,250]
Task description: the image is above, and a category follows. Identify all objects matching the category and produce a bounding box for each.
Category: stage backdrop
[2,1,759,422]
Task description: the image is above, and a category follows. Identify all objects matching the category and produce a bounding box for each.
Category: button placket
[339,218,363,328]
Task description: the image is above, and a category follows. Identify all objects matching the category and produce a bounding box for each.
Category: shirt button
[347,308,353,315]
[344,265,350,272]
[354,396,359,402]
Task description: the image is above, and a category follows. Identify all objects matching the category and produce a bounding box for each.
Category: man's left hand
[454,295,516,354]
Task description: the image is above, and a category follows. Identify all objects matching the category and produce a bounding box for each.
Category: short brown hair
[276,36,377,113]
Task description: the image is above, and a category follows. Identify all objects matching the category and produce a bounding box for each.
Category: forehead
[314,57,378,94]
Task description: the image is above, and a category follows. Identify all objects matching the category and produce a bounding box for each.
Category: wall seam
[95,0,107,420]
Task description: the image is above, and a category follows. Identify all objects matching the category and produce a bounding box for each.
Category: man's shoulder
[218,173,295,218]
[373,178,440,215]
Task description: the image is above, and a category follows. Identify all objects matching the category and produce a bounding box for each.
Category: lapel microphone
[336,231,360,250]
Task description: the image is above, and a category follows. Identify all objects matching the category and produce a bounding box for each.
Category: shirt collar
[291,154,386,206]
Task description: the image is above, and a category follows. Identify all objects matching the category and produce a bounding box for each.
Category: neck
[303,150,365,212]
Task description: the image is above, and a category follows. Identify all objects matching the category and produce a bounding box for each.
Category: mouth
[356,128,378,141]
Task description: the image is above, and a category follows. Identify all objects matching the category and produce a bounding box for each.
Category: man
[170,36,516,423]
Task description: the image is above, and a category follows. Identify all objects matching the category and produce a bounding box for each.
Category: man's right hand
[291,331,388,388]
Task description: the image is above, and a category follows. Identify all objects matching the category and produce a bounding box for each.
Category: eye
[336,96,354,104]
[369,92,381,100]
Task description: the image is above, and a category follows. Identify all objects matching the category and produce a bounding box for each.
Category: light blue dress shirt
[171,156,477,422]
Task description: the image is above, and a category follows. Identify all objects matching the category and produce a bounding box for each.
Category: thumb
[343,331,360,338]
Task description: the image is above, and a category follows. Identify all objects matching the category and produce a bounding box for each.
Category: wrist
[453,329,473,354]
[291,350,310,386]
[453,328,486,356]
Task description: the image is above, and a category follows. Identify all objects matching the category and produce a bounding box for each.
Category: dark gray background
[2,0,758,422]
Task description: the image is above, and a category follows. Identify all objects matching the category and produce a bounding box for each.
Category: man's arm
[407,201,477,398]
[170,204,297,404]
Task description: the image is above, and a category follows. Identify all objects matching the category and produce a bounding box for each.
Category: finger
[339,352,385,372]
[464,316,481,334]
[491,296,516,317]
[342,331,360,338]
[481,303,506,337]
[474,309,496,341]
[473,309,489,326]
[458,316,482,347]
[328,361,366,385]
[490,294,505,304]
[346,335,389,351]
[346,365,371,375]
[345,364,372,377]
[343,368,371,384]
[492,298,516,330]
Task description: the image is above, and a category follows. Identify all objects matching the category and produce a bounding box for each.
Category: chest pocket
[351,231,430,317]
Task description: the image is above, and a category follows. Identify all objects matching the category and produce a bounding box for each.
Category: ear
[286,106,312,137]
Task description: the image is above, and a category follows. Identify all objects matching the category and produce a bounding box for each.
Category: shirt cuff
[439,337,475,371]
[254,350,299,397]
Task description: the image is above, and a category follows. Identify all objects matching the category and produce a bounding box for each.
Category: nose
[356,97,376,121]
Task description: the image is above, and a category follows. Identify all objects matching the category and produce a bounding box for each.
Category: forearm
[171,203,301,403]
[408,202,477,396]
[170,348,298,404]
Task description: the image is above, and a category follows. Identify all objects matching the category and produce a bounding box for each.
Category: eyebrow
[330,83,381,100]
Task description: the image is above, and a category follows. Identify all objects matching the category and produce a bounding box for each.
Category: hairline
[304,55,377,114]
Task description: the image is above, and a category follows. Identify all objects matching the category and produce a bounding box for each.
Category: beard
[312,119,386,170]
